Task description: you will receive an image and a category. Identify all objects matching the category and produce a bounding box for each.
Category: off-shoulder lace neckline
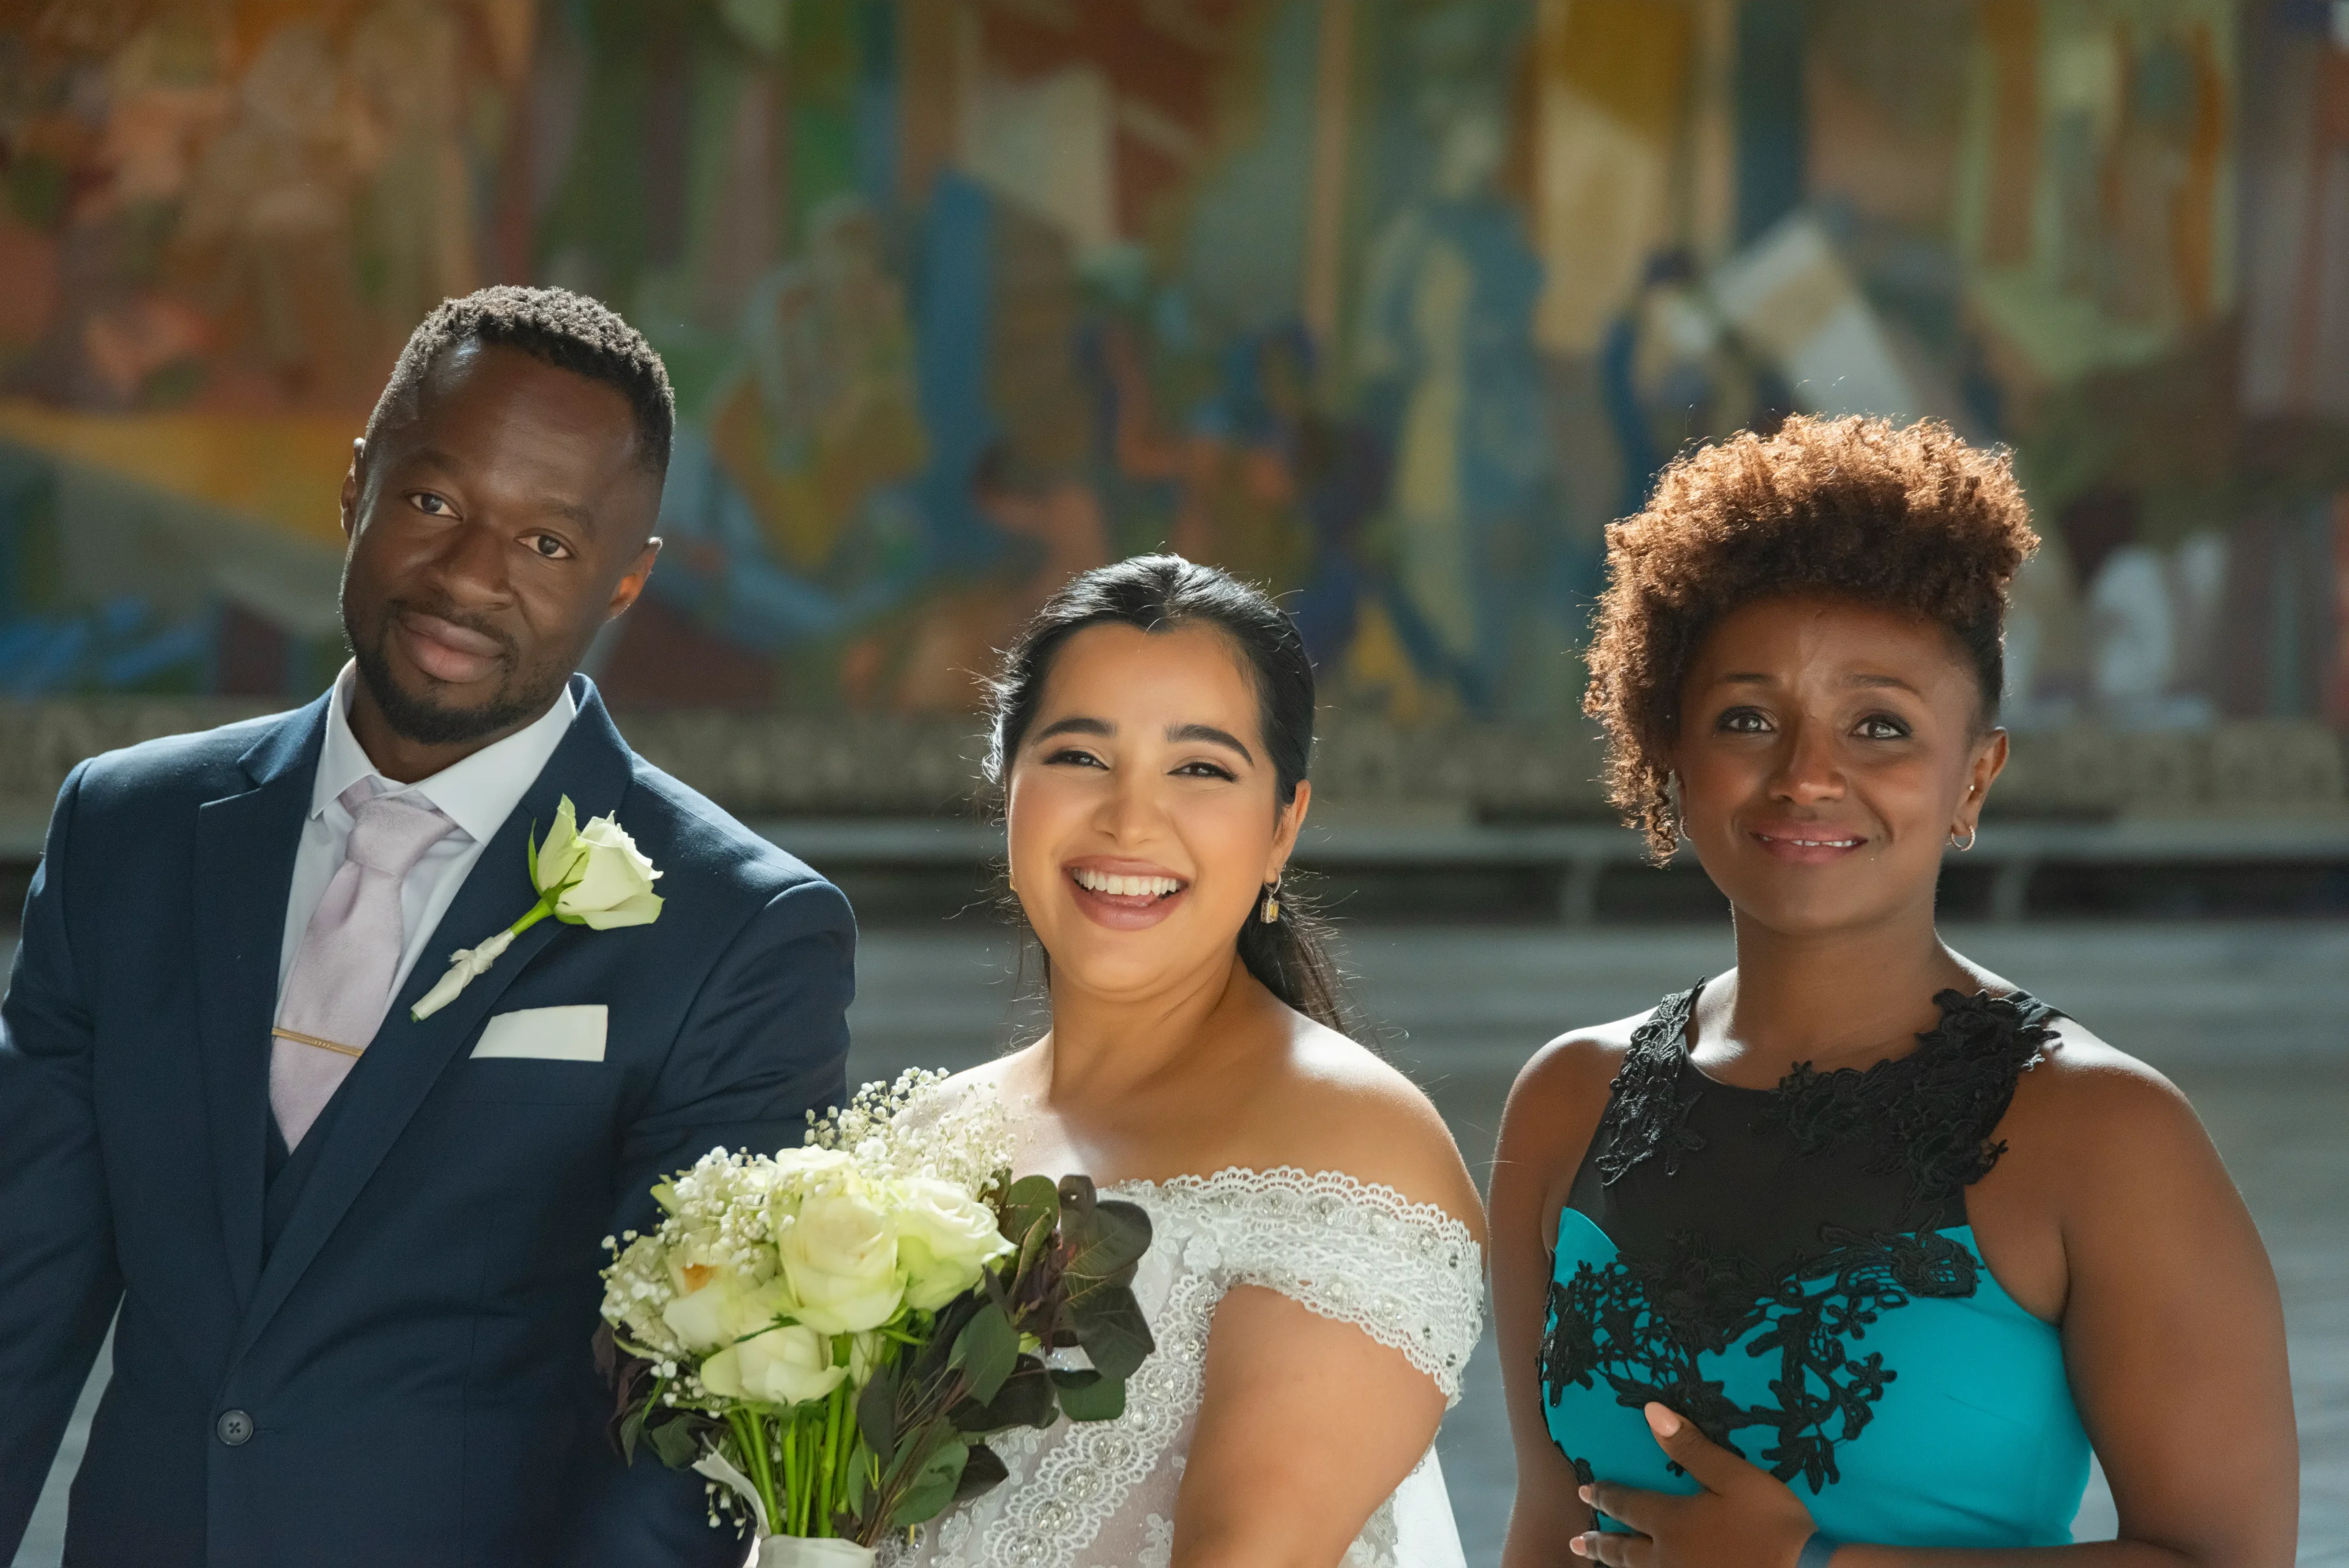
[1104,1164,1480,1238]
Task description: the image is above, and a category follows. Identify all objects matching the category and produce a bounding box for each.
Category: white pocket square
[470,1005,607,1063]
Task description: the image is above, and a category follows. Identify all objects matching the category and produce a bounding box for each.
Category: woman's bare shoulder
[1243,1017,1486,1239]
[1501,1008,1649,1137]
[2002,1011,2208,1160]
[1978,1011,2237,1253]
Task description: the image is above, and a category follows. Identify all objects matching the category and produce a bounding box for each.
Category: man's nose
[421,517,513,606]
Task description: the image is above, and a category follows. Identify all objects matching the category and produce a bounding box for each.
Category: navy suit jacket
[0,678,855,1566]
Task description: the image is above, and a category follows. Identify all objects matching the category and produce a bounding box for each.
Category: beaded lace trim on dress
[896,1166,1483,1568]
[1122,1168,1483,1400]
[1542,986,2055,1492]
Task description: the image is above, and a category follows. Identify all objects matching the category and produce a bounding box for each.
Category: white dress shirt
[276,663,578,1006]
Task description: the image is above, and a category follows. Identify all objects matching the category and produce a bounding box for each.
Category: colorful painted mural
[1,0,2345,724]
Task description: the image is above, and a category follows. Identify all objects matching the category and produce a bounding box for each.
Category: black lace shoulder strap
[1589,985,1707,1187]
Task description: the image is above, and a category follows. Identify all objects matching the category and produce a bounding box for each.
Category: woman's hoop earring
[1949,825,1977,852]
[1260,877,1282,924]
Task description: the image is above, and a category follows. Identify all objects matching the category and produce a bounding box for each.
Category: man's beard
[349,601,568,748]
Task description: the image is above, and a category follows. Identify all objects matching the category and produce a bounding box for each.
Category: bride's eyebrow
[1034,716,1113,742]
[1167,723,1253,763]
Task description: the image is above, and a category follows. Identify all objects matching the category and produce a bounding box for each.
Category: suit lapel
[193,699,328,1311]
[234,680,634,1359]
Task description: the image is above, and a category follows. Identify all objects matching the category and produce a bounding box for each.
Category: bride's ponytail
[984,554,1353,1035]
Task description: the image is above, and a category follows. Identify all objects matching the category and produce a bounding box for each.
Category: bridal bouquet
[597,1073,1155,1566]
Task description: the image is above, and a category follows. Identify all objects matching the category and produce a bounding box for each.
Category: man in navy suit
[0,286,854,1565]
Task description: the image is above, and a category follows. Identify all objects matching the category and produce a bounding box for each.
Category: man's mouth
[391,606,511,685]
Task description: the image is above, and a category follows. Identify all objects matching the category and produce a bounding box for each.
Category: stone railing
[0,699,2343,832]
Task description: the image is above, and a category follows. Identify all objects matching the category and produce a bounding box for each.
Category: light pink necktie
[270,784,456,1150]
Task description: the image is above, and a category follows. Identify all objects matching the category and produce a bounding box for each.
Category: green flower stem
[802,1411,817,1535]
[729,1408,781,1538]
[781,1414,799,1536]
[507,894,557,940]
[818,1384,843,1536]
[792,1409,812,1535]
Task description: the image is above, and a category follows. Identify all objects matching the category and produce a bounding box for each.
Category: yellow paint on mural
[1530,0,1696,355]
[0,401,355,547]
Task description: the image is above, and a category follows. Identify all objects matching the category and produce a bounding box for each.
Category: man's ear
[340,438,364,542]
[606,537,662,620]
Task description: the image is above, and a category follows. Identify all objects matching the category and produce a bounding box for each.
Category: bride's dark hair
[984,554,1351,1033]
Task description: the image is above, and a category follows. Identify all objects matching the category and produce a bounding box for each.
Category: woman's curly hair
[1584,414,2039,858]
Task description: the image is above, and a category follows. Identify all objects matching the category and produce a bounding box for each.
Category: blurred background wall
[1,0,2344,728]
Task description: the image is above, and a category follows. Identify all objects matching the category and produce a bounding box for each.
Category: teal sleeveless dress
[1540,986,2091,1548]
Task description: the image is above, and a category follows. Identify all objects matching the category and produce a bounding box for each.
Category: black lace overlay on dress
[1767,987,2055,1232]
[1543,984,2055,1492]
[1587,987,1706,1186]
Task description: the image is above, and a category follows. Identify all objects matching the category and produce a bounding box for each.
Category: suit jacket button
[216,1410,254,1446]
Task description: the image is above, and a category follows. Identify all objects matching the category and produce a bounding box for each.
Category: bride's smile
[1064,859,1192,927]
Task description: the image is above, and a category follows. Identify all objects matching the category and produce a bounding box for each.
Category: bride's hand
[1568,1403,1817,1568]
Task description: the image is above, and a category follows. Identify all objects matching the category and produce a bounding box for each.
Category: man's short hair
[365,285,675,472]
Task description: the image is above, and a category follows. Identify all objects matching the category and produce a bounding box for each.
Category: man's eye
[412,492,451,516]
[529,534,572,559]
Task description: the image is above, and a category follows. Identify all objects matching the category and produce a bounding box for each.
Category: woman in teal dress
[1490,415,2298,1568]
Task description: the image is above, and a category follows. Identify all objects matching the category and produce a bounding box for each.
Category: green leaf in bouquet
[1059,1196,1153,1289]
[948,1355,1056,1434]
[1049,1367,1127,1422]
[951,1298,1019,1406]
[845,1442,872,1514]
[617,1401,647,1466]
[856,1365,900,1464]
[646,1411,705,1469]
[1001,1175,1061,1276]
[1067,1281,1156,1380]
[954,1441,1009,1504]
[888,1435,970,1529]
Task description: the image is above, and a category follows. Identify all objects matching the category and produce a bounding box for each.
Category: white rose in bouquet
[777,1181,904,1334]
[894,1176,1012,1310]
[661,1272,788,1355]
[703,1323,847,1405]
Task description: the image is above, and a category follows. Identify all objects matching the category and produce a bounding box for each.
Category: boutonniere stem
[410,796,663,1021]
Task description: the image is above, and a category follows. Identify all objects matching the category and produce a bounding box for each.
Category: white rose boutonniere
[410,795,662,1020]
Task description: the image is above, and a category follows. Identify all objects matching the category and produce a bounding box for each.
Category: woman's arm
[1576,1044,2300,1568]
[1494,1034,1625,1568]
[2012,1052,2296,1568]
[1172,1066,1486,1568]
[1174,1283,1452,1568]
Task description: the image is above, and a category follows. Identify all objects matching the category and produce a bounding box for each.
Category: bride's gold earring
[1260,877,1282,924]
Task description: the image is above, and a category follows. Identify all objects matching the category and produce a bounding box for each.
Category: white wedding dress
[894,1167,1484,1568]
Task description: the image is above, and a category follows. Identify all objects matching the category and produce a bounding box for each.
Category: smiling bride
[899,556,1485,1568]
